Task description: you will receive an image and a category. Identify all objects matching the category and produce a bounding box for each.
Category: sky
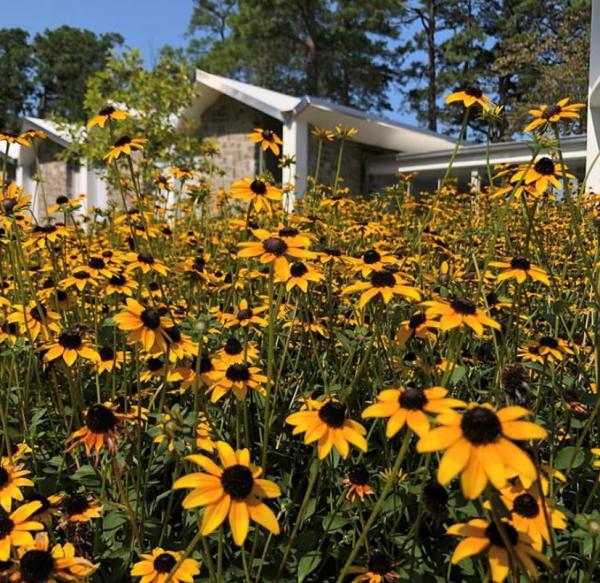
[6,0,416,124]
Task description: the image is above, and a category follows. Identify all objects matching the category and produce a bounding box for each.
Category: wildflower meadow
[0,84,598,583]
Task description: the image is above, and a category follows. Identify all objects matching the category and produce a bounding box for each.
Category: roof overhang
[392,135,587,173]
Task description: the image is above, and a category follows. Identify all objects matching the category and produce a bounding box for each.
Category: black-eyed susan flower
[1,183,30,217]
[396,311,438,347]
[0,501,43,560]
[195,414,215,453]
[417,404,547,499]
[446,84,492,110]
[220,299,268,329]
[103,136,147,163]
[7,302,61,342]
[126,252,168,277]
[113,299,171,353]
[518,336,573,364]
[87,105,129,129]
[208,362,266,403]
[28,493,63,527]
[172,441,281,546]
[510,157,573,195]
[342,269,421,309]
[96,346,125,374]
[231,178,282,214]
[131,548,200,583]
[362,386,464,438]
[347,553,400,582]
[66,403,125,462]
[215,337,259,365]
[16,531,98,581]
[524,98,584,133]
[343,464,375,502]
[169,166,195,181]
[238,228,316,279]
[44,330,99,367]
[422,297,500,336]
[60,267,99,292]
[0,464,33,512]
[60,493,102,523]
[592,448,600,473]
[278,261,324,292]
[489,258,550,285]
[349,249,398,277]
[286,397,367,459]
[497,482,566,550]
[448,517,551,582]
[249,128,282,156]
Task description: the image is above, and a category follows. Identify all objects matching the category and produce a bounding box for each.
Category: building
[586,0,600,192]
[182,69,454,196]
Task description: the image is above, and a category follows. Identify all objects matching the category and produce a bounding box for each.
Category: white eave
[22,117,72,148]
[184,69,455,153]
[389,135,587,174]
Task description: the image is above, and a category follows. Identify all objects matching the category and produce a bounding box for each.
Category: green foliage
[188,0,403,111]
[0,28,34,132]
[59,49,205,175]
[33,26,124,121]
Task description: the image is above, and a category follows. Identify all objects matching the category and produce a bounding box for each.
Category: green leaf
[554,446,584,470]
[298,550,321,582]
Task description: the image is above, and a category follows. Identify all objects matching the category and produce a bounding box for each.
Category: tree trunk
[301,0,319,95]
[426,1,437,132]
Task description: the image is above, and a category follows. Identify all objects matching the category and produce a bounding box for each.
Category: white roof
[188,69,454,153]
[22,117,72,147]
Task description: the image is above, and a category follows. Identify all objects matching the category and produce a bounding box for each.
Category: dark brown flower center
[279,227,298,237]
[88,257,105,270]
[261,129,274,141]
[408,312,427,329]
[63,494,90,516]
[224,338,243,355]
[1,198,18,213]
[109,274,127,286]
[510,257,531,271]
[146,358,163,372]
[368,553,392,575]
[73,270,90,279]
[324,248,341,257]
[399,387,428,410]
[19,549,55,583]
[137,252,154,264]
[461,406,502,445]
[29,306,46,322]
[348,464,369,486]
[423,480,448,513]
[363,249,381,264]
[153,552,177,573]
[534,157,555,176]
[262,237,287,256]
[290,262,308,277]
[485,522,519,547]
[114,136,132,147]
[0,468,8,488]
[85,404,117,433]
[165,326,182,343]
[541,104,561,119]
[221,464,254,500]
[0,515,14,539]
[140,309,161,329]
[369,269,395,288]
[513,493,539,518]
[318,401,346,428]
[450,298,476,315]
[464,84,483,98]
[539,336,558,349]
[237,308,253,321]
[99,105,116,116]
[226,363,250,382]
[56,195,69,205]
[58,332,82,350]
[250,180,267,195]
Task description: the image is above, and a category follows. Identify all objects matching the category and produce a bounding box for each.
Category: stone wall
[36,140,69,203]
[197,95,282,189]
[306,127,394,195]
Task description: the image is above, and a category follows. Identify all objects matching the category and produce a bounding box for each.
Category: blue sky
[7,0,416,124]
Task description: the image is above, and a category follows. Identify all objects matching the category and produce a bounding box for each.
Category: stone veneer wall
[306,126,399,195]
[36,140,68,203]
[198,95,282,189]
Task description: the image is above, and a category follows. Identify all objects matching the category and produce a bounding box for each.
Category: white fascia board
[194,70,287,122]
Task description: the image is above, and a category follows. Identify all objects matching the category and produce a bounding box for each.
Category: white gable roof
[188,69,454,153]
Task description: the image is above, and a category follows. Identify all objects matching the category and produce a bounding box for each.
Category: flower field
[0,92,598,582]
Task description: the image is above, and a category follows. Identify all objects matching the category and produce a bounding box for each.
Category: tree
[32,26,123,121]
[0,28,34,132]
[187,0,403,112]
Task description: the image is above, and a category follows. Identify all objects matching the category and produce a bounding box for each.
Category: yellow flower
[0,464,33,512]
[0,501,43,561]
[87,105,129,129]
[489,258,550,285]
[524,98,584,132]
[286,397,368,459]
[417,404,547,499]
[422,298,500,336]
[103,136,147,163]
[131,548,200,583]
[249,128,283,155]
[446,84,492,110]
[173,441,281,546]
